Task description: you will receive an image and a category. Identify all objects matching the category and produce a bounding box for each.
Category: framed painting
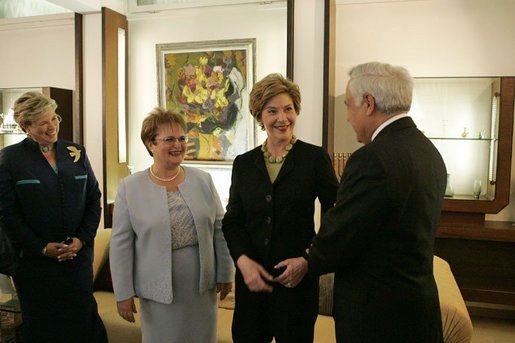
[156,38,256,163]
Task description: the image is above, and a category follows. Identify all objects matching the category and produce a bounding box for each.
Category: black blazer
[222,140,338,271]
[310,117,446,342]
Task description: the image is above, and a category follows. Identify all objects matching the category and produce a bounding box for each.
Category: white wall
[83,12,104,228]
[0,13,75,89]
[293,0,326,147]
[333,0,515,221]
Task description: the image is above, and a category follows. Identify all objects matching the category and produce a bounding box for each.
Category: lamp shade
[0,274,15,295]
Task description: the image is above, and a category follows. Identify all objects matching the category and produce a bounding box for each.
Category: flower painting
[157,39,255,163]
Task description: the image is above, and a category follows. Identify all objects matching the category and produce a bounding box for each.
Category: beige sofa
[93,228,472,343]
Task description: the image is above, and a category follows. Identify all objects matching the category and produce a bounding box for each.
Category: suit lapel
[274,142,296,184]
[253,146,270,180]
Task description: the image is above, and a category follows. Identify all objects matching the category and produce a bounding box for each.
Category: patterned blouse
[167,191,198,250]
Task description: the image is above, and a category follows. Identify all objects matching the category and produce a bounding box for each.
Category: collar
[371,113,409,142]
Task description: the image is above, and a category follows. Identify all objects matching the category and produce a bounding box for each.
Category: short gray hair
[347,62,413,114]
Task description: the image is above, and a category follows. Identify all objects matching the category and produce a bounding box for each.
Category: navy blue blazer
[0,138,101,271]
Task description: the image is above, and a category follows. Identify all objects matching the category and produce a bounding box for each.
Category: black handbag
[0,222,19,276]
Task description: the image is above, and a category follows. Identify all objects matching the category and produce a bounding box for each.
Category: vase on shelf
[473,179,482,199]
[445,174,454,197]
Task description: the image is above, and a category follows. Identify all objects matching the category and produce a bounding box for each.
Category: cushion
[318,273,334,315]
[434,256,473,343]
[93,228,112,281]
[93,259,114,292]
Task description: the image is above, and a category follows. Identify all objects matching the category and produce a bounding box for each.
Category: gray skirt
[139,245,217,343]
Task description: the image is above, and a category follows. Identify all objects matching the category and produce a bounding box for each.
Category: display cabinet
[410,77,515,308]
[410,77,513,226]
[0,87,74,150]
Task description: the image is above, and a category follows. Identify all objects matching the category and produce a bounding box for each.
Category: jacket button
[265,195,272,202]
[264,238,270,245]
[266,216,272,224]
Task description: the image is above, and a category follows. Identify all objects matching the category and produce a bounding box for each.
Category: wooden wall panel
[102,7,128,227]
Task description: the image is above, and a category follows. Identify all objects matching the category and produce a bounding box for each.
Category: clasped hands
[236,254,308,292]
[42,237,83,262]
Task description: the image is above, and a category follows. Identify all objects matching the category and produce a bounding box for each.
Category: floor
[1,314,515,342]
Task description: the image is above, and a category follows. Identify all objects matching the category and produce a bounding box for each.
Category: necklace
[149,165,181,182]
[39,143,55,153]
[262,135,297,164]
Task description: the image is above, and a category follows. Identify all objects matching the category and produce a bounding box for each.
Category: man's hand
[273,257,308,288]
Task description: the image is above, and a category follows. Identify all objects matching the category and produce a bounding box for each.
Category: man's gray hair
[347,62,413,114]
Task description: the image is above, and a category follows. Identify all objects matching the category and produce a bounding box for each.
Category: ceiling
[0,0,71,19]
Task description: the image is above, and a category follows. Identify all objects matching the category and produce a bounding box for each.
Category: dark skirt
[12,249,107,343]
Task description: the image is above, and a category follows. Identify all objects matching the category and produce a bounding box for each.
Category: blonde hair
[249,73,301,130]
[13,91,57,132]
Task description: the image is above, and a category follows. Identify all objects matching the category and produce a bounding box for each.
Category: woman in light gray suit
[110,107,234,343]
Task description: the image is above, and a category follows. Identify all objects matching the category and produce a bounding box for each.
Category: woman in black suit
[222,73,338,343]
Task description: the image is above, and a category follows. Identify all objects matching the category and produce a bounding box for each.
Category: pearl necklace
[149,165,181,182]
[262,135,297,164]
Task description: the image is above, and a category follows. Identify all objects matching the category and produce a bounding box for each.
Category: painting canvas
[157,39,255,163]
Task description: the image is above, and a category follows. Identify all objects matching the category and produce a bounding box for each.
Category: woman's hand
[42,237,82,261]
[217,282,233,300]
[273,257,308,288]
[236,255,274,293]
[117,297,137,323]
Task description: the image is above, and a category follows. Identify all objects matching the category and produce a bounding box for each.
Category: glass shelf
[427,137,496,141]
[410,77,514,215]
[444,194,493,201]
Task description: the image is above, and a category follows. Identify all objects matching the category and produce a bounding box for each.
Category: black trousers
[232,269,319,343]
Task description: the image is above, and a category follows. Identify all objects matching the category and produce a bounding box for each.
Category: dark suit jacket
[0,138,105,342]
[0,138,101,263]
[222,139,338,272]
[310,117,446,343]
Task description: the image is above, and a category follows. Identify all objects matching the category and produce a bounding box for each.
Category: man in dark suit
[309,62,446,343]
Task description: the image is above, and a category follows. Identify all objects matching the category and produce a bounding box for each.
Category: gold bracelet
[42,246,47,256]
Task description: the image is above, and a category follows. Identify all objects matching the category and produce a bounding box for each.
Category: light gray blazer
[110,166,234,304]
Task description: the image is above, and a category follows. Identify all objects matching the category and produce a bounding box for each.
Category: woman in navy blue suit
[222,74,338,342]
[0,92,107,342]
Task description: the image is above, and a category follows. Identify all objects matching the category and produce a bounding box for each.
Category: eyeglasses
[154,135,189,144]
[34,114,62,128]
